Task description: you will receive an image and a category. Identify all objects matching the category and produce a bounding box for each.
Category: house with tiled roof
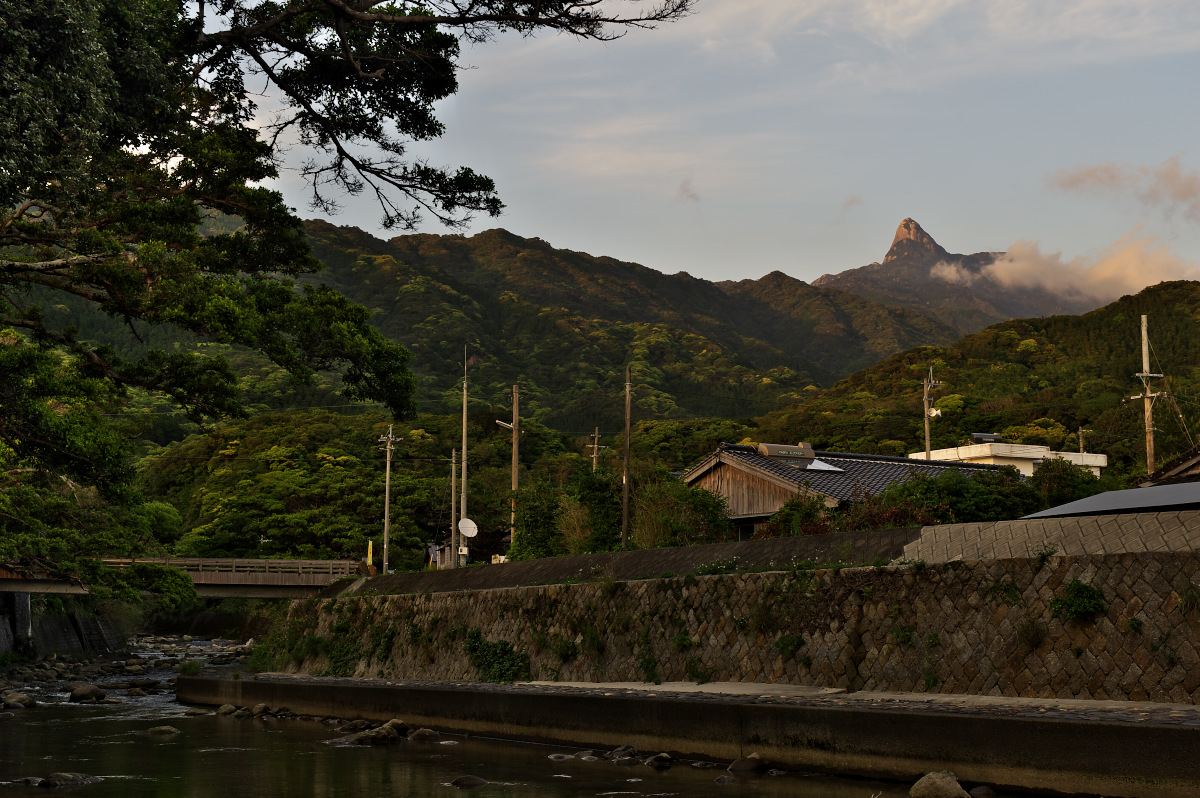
[683,442,1000,536]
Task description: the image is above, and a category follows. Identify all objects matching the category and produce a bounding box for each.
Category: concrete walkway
[178,673,1200,797]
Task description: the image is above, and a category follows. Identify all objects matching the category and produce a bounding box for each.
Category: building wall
[690,461,797,518]
[262,552,1200,704]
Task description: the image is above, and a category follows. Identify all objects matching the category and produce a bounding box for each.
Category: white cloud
[931,231,1200,303]
[1050,156,1200,223]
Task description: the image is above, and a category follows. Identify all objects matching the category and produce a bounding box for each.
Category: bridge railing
[100,557,358,576]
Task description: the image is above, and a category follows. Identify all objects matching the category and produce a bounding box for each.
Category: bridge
[0,558,359,599]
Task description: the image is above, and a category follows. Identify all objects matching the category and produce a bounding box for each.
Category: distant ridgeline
[302,220,960,428]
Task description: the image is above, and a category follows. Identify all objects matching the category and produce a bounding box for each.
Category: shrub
[1049,579,1107,624]
[464,629,530,683]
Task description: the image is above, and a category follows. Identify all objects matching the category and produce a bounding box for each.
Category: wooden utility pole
[449,449,457,570]
[586,427,606,472]
[1134,315,1162,475]
[922,367,943,460]
[378,424,400,575]
[621,366,631,546]
[510,383,519,547]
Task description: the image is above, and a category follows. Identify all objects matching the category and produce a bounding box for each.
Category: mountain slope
[812,218,1098,333]
[305,220,961,424]
[753,280,1200,476]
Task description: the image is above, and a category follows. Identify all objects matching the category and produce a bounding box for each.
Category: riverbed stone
[449,775,488,789]
[231,708,253,719]
[338,719,373,732]
[145,725,181,735]
[216,704,238,715]
[968,787,996,798]
[42,773,101,788]
[0,712,14,720]
[644,753,672,769]
[727,753,765,772]
[3,692,35,708]
[407,727,440,742]
[910,771,970,798]
[185,708,211,716]
[69,684,105,702]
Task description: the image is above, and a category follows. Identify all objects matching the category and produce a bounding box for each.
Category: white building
[908,440,1107,477]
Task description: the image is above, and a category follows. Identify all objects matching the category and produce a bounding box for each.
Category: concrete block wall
[270,552,1200,704]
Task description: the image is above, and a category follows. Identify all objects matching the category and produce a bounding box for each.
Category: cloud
[1050,156,1200,222]
[930,260,978,286]
[676,175,700,203]
[931,232,1200,303]
[839,194,863,216]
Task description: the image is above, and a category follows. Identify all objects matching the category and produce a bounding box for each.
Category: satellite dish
[458,518,478,538]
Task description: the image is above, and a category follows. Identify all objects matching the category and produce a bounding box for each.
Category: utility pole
[460,347,469,568]
[621,366,631,546]
[586,427,606,472]
[1078,427,1092,455]
[510,384,519,547]
[1133,314,1162,475]
[923,367,943,460]
[378,424,400,575]
[449,449,457,570]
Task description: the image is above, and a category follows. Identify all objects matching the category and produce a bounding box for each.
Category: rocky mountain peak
[884,218,946,263]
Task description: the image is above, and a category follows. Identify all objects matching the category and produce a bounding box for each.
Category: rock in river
[449,775,488,789]
[69,685,105,703]
[910,771,970,798]
[325,724,402,746]
[42,773,101,788]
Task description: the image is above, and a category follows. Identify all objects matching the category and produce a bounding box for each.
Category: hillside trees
[2,0,691,570]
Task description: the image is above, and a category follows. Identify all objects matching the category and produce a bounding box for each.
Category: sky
[268,0,1200,288]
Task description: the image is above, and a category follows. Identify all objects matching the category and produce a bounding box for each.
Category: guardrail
[100,557,357,576]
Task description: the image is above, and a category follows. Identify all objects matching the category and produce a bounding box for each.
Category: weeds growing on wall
[1017,617,1047,652]
[1049,579,1107,624]
[464,629,530,683]
[773,633,805,657]
[636,625,660,684]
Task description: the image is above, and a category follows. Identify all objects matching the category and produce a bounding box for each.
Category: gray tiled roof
[1024,481,1200,519]
[716,443,999,504]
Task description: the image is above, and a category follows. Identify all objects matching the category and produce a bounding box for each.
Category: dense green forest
[304,221,960,426]
[755,281,1200,483]
[12,212,1200,575]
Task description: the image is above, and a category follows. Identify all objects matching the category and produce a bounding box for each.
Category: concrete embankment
[176,675,1200,797]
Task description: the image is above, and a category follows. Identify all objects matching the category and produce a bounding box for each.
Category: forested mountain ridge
[754,280,1200,479]
[304,220,960,425]
[812,218,1099,334]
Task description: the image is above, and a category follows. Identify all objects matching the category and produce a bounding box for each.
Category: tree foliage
[1,0,692,575]
[761,460,1105,538]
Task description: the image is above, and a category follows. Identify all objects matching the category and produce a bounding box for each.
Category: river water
[0,637,913,797]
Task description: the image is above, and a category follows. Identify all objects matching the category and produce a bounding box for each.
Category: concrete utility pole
[621,366,631,546]
[923,367,943,461]
[1133,315,1162,475]
[586,427,606,472]
[378,424,401,575]
[1078,427,1092,455]
[510,384,519,547]
[449,449,457,569]
[460,347,468,568]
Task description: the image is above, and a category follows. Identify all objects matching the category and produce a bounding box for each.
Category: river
[0,637,913,797]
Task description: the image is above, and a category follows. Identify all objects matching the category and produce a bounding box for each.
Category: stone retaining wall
[262,552,1200,704]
